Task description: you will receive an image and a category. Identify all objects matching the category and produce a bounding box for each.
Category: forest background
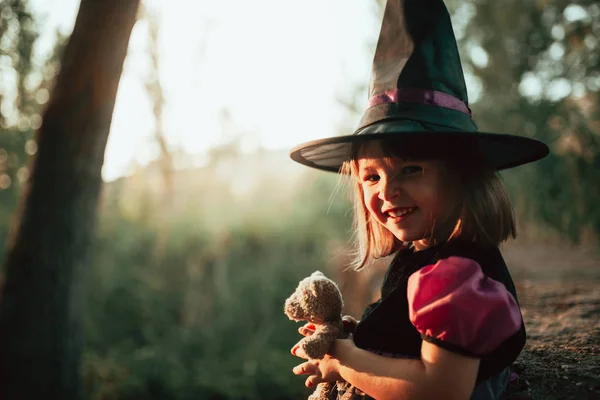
[0,0,598,399]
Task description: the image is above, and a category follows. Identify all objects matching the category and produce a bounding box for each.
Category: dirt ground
[500,242,600,400]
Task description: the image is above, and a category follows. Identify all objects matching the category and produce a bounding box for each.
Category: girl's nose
[379,176,401,201]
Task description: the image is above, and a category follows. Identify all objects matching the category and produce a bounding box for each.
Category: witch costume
[289,0,549,399]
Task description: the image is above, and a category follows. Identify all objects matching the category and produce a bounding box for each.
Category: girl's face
[357,141,459,251]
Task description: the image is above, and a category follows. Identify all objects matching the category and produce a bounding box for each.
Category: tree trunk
[0,0,140,398]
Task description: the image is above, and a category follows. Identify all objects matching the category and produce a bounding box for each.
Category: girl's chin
[411,239,431,251]
[391,231,428,244]
[394,231,450,250]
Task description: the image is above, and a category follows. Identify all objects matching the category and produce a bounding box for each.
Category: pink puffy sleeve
[407,256,522,355]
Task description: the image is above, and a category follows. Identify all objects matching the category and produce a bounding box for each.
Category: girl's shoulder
[434,239,518,299]
[407,242,524,359]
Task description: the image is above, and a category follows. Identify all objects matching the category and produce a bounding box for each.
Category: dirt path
[501,243,600,400]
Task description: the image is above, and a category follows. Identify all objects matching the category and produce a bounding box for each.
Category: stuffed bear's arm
[302,324,340,359]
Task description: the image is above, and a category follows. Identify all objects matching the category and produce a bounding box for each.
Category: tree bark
[0,0,140,398]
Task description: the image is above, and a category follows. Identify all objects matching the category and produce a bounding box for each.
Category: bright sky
[24,1,593,182]
[30,0,380,181]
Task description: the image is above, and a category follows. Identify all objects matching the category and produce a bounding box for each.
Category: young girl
[288,0,549,399]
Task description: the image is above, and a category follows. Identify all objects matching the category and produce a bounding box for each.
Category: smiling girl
[287,0,548,399]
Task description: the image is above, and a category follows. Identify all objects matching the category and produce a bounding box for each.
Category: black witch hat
[290,0,548,172]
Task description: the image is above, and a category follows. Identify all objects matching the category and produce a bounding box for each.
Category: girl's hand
[294,315,360,339]
[298,322,316,337]
[342,315,359,335]
[292,338,355,388]
[290,323,316,357]
[291,317,359,358]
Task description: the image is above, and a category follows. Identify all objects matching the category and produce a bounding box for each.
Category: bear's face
[284,272,343,324]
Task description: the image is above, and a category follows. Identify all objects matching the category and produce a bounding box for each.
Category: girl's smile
[383,206,418,220]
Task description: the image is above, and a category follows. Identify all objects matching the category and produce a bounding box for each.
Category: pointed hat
[290,0,549,172]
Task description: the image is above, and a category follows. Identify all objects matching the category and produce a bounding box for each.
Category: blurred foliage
[0,0,598,399]
[447,0,600,242]
[83,161,352,399]
[0,0,66,260]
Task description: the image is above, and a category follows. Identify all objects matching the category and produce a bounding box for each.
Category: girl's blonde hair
[340,139,517,270]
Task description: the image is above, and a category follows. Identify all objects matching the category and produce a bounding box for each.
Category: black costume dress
[334,239,525,399]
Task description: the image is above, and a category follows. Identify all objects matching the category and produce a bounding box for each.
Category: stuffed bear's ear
[309,280,320,298]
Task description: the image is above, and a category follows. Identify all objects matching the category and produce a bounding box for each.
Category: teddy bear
[284,270,349,400]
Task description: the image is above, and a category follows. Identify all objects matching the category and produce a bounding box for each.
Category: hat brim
[290,129,549,173]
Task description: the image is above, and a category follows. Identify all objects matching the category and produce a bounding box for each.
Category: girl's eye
[401,165,423,176]
[362,174,380,182]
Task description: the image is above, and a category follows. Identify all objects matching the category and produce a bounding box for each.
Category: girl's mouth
[386,207,417,221]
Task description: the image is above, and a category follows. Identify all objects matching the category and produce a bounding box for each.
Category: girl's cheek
[363,190,374,208]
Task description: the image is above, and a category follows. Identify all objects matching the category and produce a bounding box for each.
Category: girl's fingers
[305,374,322,388]
[298,323,316,336]
[342,316,358,334]
[293,362,314,375]
[293,345,309,359]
